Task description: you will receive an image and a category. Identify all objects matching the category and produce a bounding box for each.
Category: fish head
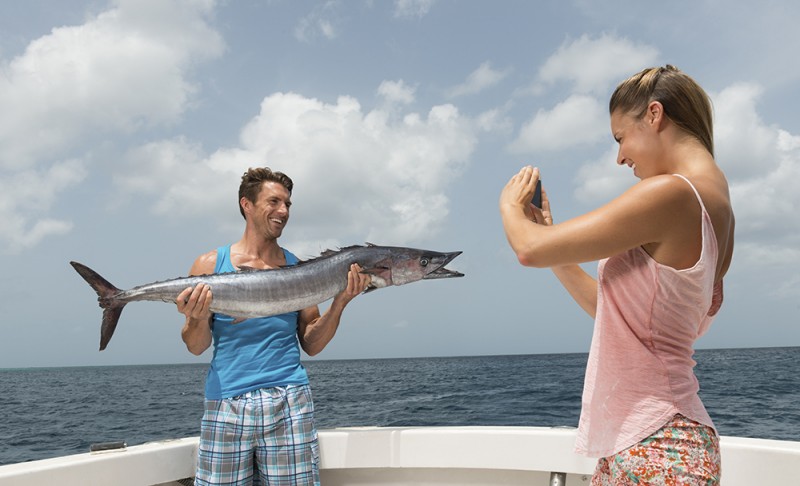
[385,247,464,286]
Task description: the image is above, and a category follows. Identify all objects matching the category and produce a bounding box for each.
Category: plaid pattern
[195,384,320,486]
[592,414,721,485]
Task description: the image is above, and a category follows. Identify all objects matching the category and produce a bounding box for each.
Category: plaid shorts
[195,384,320,486]
[592,414,721,485]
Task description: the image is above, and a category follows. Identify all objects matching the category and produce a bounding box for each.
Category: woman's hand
[500,165,537,217]
[538,186,553,226]
[500,166,553,225]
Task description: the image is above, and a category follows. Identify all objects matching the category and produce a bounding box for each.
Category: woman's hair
[609,65,714,156]
[238,167,293,219]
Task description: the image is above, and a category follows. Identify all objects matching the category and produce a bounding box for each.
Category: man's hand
[178,283,213,355]
[334,263,372,306]
[177,284,212,320]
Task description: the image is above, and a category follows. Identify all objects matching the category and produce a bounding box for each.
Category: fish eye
[420,257,429,267]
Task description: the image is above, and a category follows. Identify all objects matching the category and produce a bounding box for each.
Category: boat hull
[1,426,799,485]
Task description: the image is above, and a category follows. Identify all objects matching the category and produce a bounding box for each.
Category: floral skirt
[591,414,720,485]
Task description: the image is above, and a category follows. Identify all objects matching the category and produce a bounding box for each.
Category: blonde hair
[609,65,714,156]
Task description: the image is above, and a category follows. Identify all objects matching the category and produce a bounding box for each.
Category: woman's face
[610,109,660,180]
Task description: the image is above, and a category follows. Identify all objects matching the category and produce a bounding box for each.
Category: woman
[499,66,734,484]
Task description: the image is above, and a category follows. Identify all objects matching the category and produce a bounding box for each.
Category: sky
[1,0,799,368]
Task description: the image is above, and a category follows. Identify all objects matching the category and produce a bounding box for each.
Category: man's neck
[231,236,284,269]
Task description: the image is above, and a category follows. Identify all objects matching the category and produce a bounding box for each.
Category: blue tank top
[204,244,309,399]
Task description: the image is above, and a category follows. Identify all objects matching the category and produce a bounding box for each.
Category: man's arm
[177,251,217,356]
[297,264,370,356]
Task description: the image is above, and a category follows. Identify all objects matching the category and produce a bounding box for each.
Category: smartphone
[531,179,542,208]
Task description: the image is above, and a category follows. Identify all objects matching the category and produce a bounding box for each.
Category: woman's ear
[647,101,667,130]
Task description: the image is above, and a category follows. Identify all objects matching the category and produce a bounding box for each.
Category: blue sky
[1,0,798,368]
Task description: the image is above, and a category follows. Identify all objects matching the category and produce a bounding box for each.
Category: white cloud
[509,94,607,153]
[727,131,800,244]
[115,90,477,250]
[475,108,513,134]
[378,79,416,105]
[0,0,224,170]
[535,33,659,95]
[393,0,436,19]
[713,83,783,179]
[113,135,223,207]
[572,145,634,205]
[447,61,511,98]
[0,160,87,253]
[295,1,341,42]
[713,82,800,256]
[0,0,224,253]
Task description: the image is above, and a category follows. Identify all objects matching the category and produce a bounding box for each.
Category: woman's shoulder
[623,174,699,210]
[637,170,731,213]
[679,169,733,219]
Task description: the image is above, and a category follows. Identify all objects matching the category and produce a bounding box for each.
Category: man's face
[248,181,291,240]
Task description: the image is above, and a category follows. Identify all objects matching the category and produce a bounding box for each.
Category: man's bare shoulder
[189,249,218,276]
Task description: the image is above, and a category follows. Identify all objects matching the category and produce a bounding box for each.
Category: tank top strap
[671,173,716,249]
[671,173,707,212]
[214,244,233,274]
[281,247,298,266]
[672,175,722,317]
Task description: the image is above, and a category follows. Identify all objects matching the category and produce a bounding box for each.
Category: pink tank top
[574,174,724,458]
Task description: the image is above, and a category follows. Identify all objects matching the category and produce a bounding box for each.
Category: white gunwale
[1,426,799,485]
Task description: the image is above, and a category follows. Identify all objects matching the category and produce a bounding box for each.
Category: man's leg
[196,395,258,486]
[253,384,320,486]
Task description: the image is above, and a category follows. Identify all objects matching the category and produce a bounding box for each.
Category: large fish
[71,244,463,350]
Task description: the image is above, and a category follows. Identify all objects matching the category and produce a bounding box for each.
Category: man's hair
[238,167,293,219]
[609,65,714,156]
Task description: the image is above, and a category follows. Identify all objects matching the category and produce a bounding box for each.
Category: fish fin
[70,261,126,351]
[297,245,374,267]
[236,265,259,272]
[360,263,393,288]
[70,261,121,298]
[362,286,379,294]
[359,265,390,276]
[100,306,124,351]
[359,254,391,273]
[319,248,344,258]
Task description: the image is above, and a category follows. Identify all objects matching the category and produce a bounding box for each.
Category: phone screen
[531,179,542,208]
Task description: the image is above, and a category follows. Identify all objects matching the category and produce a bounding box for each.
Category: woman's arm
[500,166,701,317]
[500,166,698,269]
[551,264,598,318]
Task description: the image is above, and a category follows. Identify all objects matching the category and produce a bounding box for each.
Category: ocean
[1,347,799,466]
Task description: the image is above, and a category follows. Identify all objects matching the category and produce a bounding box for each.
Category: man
[177,167,370,485]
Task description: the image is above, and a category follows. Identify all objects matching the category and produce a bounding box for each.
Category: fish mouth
[423,251,464,279]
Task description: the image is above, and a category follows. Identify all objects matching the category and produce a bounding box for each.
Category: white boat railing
[1,426,799,485]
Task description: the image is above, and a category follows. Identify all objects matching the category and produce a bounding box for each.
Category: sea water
[1,347,798,465]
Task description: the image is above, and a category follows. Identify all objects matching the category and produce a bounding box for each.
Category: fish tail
[69,261,125,351]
